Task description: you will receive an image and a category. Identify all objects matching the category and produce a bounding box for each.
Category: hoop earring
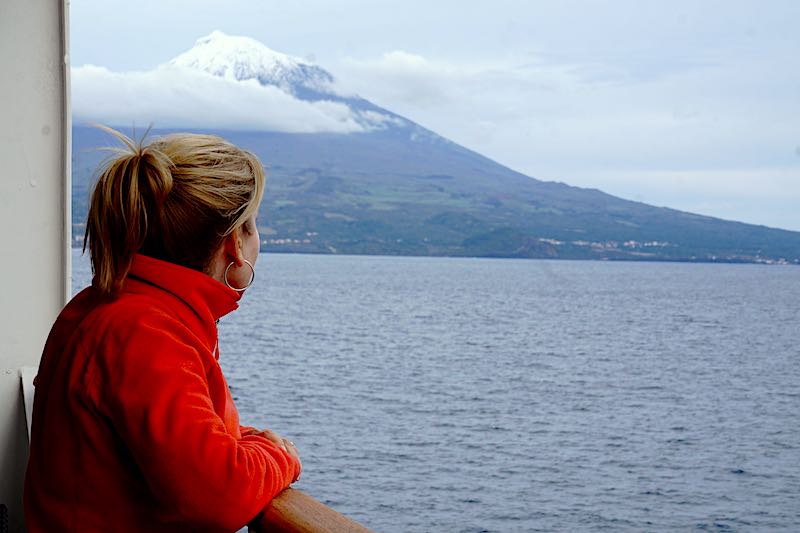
[224,259,255,292]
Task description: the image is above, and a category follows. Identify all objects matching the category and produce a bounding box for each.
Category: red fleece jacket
[24,254,299,532]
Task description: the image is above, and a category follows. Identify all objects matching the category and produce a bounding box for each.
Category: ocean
[71,251,800,532]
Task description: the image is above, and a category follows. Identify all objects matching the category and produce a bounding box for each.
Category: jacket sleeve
[91,311,298,531]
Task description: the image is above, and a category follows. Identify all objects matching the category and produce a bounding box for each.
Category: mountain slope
[72,125,800,263]
[70,33,800,264]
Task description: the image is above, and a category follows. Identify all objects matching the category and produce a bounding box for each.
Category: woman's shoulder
[76,287,193,347]
[78,288,211,376]
[69,289,217,417]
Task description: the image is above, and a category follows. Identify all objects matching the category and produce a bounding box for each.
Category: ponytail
[84,126,264,297]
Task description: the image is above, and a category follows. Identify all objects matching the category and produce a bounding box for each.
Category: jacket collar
[127,253,241,327]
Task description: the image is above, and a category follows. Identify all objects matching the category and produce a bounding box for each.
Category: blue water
[71,252,800,532]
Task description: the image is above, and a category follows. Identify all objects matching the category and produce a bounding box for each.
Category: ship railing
[251,488,372,532]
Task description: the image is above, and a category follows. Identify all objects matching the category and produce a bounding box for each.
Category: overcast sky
[70,0,800,231]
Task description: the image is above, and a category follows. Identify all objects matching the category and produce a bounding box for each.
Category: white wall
[0,0,70,530]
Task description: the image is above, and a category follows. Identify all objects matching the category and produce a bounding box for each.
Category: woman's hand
[251,428,302,483]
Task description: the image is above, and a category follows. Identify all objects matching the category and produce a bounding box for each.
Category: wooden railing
[251,489,373,533]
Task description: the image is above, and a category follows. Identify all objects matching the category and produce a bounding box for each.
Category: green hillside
[72,126,800,264]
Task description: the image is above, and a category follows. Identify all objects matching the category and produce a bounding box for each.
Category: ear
[222,227,245,267]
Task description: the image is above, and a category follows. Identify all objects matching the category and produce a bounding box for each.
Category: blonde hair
[85,126,265,296]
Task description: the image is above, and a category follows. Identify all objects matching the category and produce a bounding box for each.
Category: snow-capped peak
[168,30,334,94]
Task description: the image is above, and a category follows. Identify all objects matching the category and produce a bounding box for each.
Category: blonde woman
[24,128,300,532]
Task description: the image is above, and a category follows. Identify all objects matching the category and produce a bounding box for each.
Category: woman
[24,128,301,532]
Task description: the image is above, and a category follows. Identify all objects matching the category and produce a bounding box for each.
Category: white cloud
[338,51,575,109]
[72,64,372,133]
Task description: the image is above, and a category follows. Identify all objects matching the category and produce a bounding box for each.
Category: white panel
[20,367,38,444]
[0,0,70,531]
